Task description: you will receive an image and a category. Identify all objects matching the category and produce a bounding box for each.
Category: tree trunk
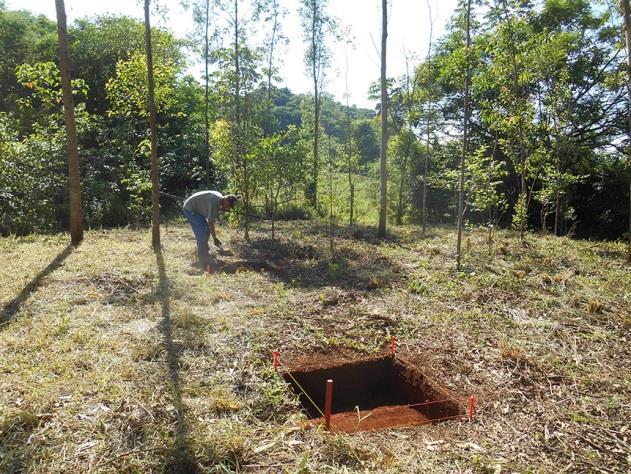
[233,0,249,241]
[622,0,631,260]
[266,0,279,135]
[55,0,83,245]
[396,137,410,226]
[271,191,277,241]
[422,0,434,236]
[378,0,388,238]
[349,183,354,227]
[204,0,211,187]
[310,0,320,209]
[144,0,161,250]
[456,0,472,269]
[344,52,354,228]
[329,136,334,253]
[554,198,560,235]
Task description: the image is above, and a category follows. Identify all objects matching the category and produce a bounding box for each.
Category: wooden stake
[324,379,334,430]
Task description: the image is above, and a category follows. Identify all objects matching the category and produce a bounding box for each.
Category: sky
[8,0,458,109]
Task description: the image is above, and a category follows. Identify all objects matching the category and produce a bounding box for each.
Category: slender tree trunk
[378,0,388,237]
[266,0,279,135]
[422,0,434,236]
[204,0,211,187]
[272,188,279,240]
[344,51,354,228]
[233,0,249,241]
[55,0,83,245]
[456,0,472,269]
[328,135,334,253]
[502,0,528,242]
[554,198,560,235]
[144,0,161,250]
[309,0,320,209]
[396,135,410,226]
[623,0,631,261]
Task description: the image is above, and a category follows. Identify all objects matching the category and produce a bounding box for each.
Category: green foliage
[466,145,508,223]
[121,140,153,224]
[387,129,423,224]
[16,62,89,128]
[105,51,177,118]
[512,192,529,234]
[0,8,57,113]
[69,15,184,115]
[0,112,67,234]
[0,1,628,240]
[256,125,306,217]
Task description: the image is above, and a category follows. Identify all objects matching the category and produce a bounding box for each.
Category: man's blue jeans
[182,208,211,264]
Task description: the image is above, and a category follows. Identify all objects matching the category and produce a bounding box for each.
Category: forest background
[0,0,630,242]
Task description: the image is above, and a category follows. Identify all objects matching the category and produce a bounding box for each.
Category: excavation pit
[282,355,464,432]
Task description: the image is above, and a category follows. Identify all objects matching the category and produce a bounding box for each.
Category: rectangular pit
[282,356,463,432]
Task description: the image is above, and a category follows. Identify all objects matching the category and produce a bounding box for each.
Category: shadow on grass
[216,237,403,290]
[155,251,200,474]
[0,243,74,329]
[0,410,47,472]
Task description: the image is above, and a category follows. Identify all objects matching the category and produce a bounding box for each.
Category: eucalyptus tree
[144,0,160,249]
[262,0,286,135]
[299,0,336,208]
[622,0,631,259]
[343,50,357,227]
[390,54,422,226]
[184,0,216,186]
[378,0,388,237]
[212,0,267,240]
[421,0,435,235]
[456,0,472,269]
[55,0,83,244]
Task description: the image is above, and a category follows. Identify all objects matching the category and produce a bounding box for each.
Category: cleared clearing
[0,221,630,472]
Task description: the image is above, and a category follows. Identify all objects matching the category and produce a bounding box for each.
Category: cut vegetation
[1,221,629,472]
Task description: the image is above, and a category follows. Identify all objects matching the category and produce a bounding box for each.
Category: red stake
[272,350,279,371]
[390,335,396,356]
[324,379,334,431]
[206,263,213,274]
[469,395,477,421]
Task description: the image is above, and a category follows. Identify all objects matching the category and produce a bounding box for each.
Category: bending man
[182,190,238,266]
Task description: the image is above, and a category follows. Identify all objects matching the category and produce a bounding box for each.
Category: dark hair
[224,194,238,206]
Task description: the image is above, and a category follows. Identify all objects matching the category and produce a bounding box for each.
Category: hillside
[1,221,629,472]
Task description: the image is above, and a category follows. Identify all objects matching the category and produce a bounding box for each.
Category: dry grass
[0,221,630,472]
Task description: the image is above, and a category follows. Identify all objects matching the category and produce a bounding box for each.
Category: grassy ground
[0,220,629,473]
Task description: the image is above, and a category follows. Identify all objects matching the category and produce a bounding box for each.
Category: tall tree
[393,55,420,226]
[203,0,211,186]
[55,0,83,245]
[421,0,434,235]
[344,50,355,227]
[456,0,472,269]
[378,0,388,237]
[300,0,332,209]
[623,0,631,260]
[263,0,285,135]
[212,0,264,241]
[144,0,161,250]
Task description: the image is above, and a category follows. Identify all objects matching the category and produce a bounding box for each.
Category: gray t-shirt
[183,190,223,222]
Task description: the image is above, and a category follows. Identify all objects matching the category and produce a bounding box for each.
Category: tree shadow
[0,244,75,329]
[215,237,404,290]
[155,251,200,474]
[0,410,49,472]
